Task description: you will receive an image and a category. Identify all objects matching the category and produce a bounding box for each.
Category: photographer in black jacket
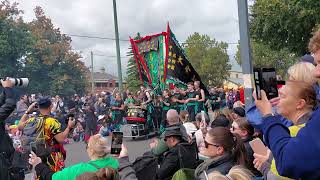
[0,79,18,179]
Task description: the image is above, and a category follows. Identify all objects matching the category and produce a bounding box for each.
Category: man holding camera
[0,79,18,179]
[18,96,76,173]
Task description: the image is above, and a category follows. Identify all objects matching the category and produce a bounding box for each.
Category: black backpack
[132,152,158,180]
[17,115,52,172]
[0,133,25,180]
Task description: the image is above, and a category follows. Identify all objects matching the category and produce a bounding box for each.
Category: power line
[66,33,239,45]
[93,53,127,58]
[181,42,238,45]
[79,50,127,59]
[66,34,129,42]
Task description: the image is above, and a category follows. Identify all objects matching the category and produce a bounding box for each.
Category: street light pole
[91,51,95,93]
[237,0,253,107]
[112,0,123,94]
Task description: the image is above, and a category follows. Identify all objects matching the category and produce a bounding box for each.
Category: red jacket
[239,88,245,104]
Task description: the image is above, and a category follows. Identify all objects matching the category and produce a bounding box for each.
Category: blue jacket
[247,83,320,130]
[262,109,320,179]
[246,104,293,130]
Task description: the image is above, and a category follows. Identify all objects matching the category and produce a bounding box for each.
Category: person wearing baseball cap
[18,96,76,173]
[300,54,315,65]
[231,107,246,121]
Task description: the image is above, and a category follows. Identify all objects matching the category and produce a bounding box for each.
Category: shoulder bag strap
[88,162,101,170]
[178,144,184,169]
[35,115,47,143]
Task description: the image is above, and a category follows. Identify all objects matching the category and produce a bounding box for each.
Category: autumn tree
[25,6,89,96]
[0,1,89,97]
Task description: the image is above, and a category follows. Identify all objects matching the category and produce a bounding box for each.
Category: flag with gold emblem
[137,37,159,53]
[130,24,207,95]
[130,33,166,92]
[164,25,207,92]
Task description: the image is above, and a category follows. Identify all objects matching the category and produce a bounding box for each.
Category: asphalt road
[64,136,153,166]
[25,136,153,179]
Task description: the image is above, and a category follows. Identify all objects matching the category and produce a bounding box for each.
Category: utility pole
[112,0,123,94]
[237,0,253,107]
[91,51,95,93]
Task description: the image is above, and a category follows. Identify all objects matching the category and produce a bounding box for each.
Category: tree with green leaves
[0,1,34,78]
[235,41,297,76]
[250,0,320,55]
[184,32,231,86]
[125,33,141,92]
[235,0,320,76]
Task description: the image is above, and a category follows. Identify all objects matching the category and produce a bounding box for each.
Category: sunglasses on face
[204,140,219,148]
[231,126,240,131]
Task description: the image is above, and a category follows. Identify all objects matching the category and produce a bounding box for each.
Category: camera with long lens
[0,77,29,87]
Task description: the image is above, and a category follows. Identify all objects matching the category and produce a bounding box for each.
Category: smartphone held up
[249,138,269,156]
[111,131,123,154]
[253,67,281,100]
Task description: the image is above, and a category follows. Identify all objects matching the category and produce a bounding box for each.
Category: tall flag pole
[163,23,170,82]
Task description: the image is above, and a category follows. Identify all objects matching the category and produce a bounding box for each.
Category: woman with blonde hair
[253,80,317,180]
[287,62,317,84]
[251,30,320,179]
[208,165,254,180]
[247,59,318,130]
[179,110,189,123]
[221,107,234,122]
[29,134,119,180]
[76,167,119,180]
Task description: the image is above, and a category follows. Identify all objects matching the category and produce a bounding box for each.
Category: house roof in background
[92,72,118,80]
[227,77,243,85]
[229,55,242,72]
[230,63,242,72]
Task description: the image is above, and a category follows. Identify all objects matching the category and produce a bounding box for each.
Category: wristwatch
[25,110,30,115]
[263,113,275,118]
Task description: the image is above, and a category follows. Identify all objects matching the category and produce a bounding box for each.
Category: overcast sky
[13,0,242,76]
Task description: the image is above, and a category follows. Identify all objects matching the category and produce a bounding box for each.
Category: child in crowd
[124,93,135,106]
[99,117,112,137]
[180,110,197,137]
[8,124,23,151]
[73,122,85,142]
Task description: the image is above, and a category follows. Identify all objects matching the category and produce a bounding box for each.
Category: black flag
[166,29,208,94]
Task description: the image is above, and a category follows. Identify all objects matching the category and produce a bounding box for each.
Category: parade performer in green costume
[140,85,154,131]
[111,93,125,131]
[179,82,199,121]
[209,87,221,112]
[171,87,186,113]
[194,81,206,113]
[124,93,135,106]
[159,89,171,133]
